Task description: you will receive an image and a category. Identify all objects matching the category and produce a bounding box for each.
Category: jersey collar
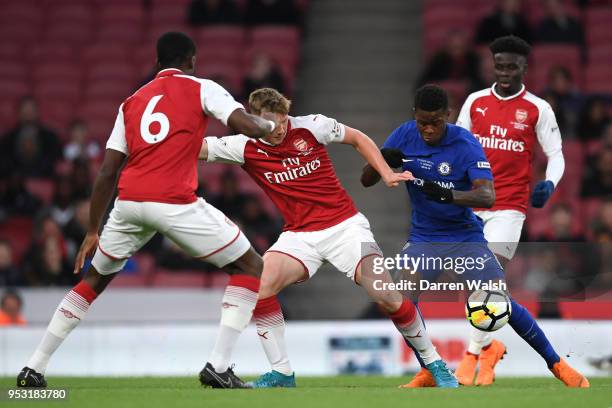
[156,68,183,78]
[491,83,526,101]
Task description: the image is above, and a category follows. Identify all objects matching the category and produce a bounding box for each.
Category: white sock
[208,277,258,372]
[208,326,241,373]
[397,315,441,365]
[254,297,292,376]
[27,286,94,374]
[467,326,493,355]
[390,300,441,365]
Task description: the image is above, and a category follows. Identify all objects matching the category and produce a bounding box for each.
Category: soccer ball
[465,289,512,332]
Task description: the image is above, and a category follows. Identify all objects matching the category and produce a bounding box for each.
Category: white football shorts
[475,209,526,260]
[92,198,251,274]
[266,212,383,280]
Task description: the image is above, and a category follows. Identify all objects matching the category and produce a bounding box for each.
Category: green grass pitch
[1,376,610,408]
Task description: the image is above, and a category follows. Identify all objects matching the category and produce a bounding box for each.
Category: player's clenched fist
[74,232,99,274]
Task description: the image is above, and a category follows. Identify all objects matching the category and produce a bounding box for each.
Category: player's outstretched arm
[227,109,276,138]
[74,149,126,274]
[361,148,405,187]
[342,126,413,187]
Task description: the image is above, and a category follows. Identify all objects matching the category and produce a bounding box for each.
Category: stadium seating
[0,217,34,264]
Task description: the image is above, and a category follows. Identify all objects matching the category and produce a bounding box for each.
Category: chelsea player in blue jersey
[361,85,589,388]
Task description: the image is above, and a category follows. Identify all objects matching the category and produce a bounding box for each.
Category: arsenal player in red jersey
[453,36,573,387]
[17,32,279,389]
[200,88,459,388]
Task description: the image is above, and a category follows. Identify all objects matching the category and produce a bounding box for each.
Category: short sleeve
[464,137,493,181]
[295,114,345,145]
[200,79,244,126]
[456,97,473,131]
[382,124,405,149]
[205,135,249,164]
[106,104,128,155]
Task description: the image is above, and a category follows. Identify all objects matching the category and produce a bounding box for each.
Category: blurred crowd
[0,0,302,301]
[0,96,282,293]
[420,0,612,242]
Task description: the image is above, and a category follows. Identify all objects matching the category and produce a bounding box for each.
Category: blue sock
[404,301,427,368]
[509,299,560,369]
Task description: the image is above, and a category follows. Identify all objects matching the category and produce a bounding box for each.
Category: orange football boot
[455,352,478,386]
[398,368,436,388]
[550,358,590,388]
[475,339,507,386]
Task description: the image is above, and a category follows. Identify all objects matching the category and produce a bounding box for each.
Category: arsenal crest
[515,109,528,123]
[293,138,308,152]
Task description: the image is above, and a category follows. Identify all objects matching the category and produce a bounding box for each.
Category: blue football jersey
[383,120,493,242]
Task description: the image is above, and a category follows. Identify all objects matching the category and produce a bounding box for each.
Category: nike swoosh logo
[206,367,232,388]
[402,159,414,162]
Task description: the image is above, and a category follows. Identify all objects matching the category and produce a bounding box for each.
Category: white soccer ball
[465,289,512,332]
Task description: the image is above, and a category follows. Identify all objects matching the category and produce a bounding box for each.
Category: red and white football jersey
[106,68,243,204]
[456,84,563,214]
[205,114,358,232]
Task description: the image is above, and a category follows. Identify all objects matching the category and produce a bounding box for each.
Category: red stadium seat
[48,3,94,27]
[524,0,581,26]
[150,4,188,26]
[151,0,192,6]
[84,79,133,101]
[45,24,93,46]
[38,101,77,135]
[0,100,19,132]
[0,217,34,263]
[0,62,27,82]
[0,80,30,100]
[585,6,612,27]
[27,44,76,65]
[78,101,121,128]
[584,64,612,94]
[529,45,582,90]
[588,44,612,66]
[0,23,40,45]
[99,4,145,26]
[198,44,243,66]
[24,178,55,204]
[97,24,144,44]
[32,62,81,83]
[196,62,243,93]
[34,80,82,105]
[195,26,246,50]
[0,44,20,60]
[81,44,133,66]
[87,62,137,83]
[586,25,612,47]
[147,23,193,43]
[243,45,299,80]
[0,3,43,26]
[582,198,603,225]
[250,26,301,49]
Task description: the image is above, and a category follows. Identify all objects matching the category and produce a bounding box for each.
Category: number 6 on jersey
[140,95,170,144]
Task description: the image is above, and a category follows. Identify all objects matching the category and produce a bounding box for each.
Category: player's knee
[375,299,400,314]
[231,247,263,278]
[82,266,116,294]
